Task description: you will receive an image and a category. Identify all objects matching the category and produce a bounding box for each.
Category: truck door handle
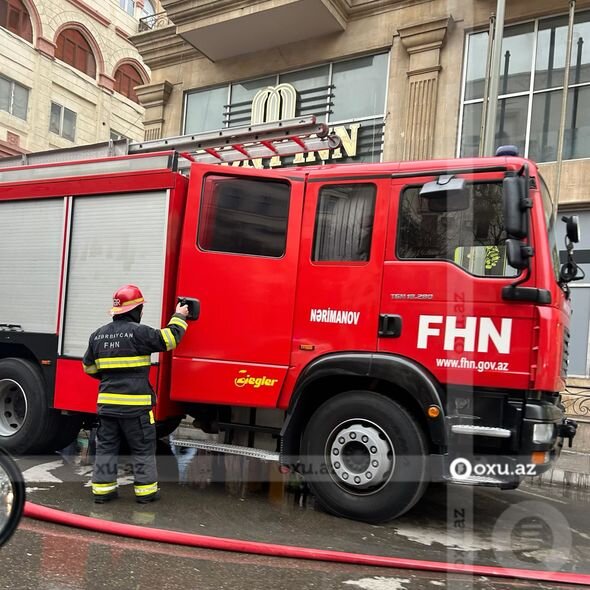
[378,314,402,338]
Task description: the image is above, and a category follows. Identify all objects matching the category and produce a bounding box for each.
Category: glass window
[185,86,227,134]
[498,24,535,95]
[280,65,330,120]
[198,175,290,257]
[313,184,376,262]
[49,102,76,141]
[55,29,96,78]
[0,75,28,120]
[331,53,388,122]
[229,76,276,127]
[397,183,518,277]
[119,0,134,16]
[461,11,590,163]
[0,0,32,43]
[140,0,155,19]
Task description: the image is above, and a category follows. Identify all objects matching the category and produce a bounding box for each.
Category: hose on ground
[24,502,590,587]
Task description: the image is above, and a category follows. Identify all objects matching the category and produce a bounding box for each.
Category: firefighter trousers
[92,411,158,499]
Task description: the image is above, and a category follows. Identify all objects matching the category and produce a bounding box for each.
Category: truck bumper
[434,396,577,486]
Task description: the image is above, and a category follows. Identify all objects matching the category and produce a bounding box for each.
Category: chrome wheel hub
[328,422,394,490]
[0,380,27,437]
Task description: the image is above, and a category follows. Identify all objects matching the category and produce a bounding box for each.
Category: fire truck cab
[0,120,579,522]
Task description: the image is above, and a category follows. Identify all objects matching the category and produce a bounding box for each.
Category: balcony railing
[138,11,171,32]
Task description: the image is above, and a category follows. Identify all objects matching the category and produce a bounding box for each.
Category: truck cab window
[397,183,518,277]
[313,184,376,261]
[198,175,290,257]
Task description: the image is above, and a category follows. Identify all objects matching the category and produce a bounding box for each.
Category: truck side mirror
[503,176,528,239]
[562,215,581,244]
[0,449,25,548]
[506,238,532,270]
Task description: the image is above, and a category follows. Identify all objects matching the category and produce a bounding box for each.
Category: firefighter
[82,285,189,504]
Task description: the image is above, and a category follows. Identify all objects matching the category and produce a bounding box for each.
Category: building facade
[131,0,590,419]
[0,0,157,156]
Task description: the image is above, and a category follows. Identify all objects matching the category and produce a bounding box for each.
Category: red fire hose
[24,501,590,586]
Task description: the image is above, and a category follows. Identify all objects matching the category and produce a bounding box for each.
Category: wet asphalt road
[2,443,590,590]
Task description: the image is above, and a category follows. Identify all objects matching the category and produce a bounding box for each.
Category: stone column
[398,16,451,161]
[135,81,173,141]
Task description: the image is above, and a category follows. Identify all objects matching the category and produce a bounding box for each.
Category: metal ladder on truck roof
[0,116,341,170]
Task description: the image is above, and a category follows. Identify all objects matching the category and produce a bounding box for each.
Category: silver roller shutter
[63,191,169,358]
[0,199,64,332]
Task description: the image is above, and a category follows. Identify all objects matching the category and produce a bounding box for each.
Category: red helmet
[110,284,145,316]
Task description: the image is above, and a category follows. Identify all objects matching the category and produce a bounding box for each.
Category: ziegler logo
[234,370,279,389]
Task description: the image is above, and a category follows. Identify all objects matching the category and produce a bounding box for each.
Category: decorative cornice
[36,36,56,59]
[398,16,451,53]
[115,26,130,41]
[0,138,28,157]
[131,25,201,69]
[98,73,116,92]
[135,80,174,107]
[65,0,111,28]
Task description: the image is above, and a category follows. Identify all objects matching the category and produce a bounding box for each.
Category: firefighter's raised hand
[176,303,189,318]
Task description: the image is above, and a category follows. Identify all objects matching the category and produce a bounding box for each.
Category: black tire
[0,358,63,454]
[47,414,84,452]
[301,391,428,523]
[156,416,183,439]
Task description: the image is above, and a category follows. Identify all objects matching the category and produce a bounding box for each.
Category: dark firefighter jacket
[82,313,188,417]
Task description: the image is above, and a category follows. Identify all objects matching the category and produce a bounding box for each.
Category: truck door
[379,174,535,392]
[171,166,305,407]
[289,176,390,377]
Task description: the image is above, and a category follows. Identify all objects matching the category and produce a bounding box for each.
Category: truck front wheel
[0,358,62,454]
[301,391,428,523]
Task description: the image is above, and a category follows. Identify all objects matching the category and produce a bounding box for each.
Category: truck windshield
[539,175,561,282]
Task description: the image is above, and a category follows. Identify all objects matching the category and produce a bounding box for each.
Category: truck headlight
[533,423,555,444]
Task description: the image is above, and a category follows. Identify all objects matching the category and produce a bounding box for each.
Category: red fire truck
[0,117,579,522]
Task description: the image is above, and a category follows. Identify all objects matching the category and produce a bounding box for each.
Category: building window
[114,64,143,103]
[397,183,517,278]
[140,0,154,19]
[313,184,376,262]
[110,130,129,141]
[119,0,134,16]
[0,75,28,119]
[55,28,97,79]
[49,102,76,141]
[184,53,389,163]
[460,11,590,163]
[0,0,32,42]
[198,175,290,258]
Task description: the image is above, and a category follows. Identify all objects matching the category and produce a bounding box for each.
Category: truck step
[446,474,517,488]
[170,438,279,462]
[451,425,512,438]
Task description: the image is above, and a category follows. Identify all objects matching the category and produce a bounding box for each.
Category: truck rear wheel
[0,358,62,454]
[301,391,428,523]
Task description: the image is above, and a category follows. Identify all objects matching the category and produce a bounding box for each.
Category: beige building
[132,0,590,423]
[0,0,158,156]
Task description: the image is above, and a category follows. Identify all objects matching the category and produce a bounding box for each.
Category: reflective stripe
[95,356,151,370]
[160,328,176,351]
[149,410,155,424]
[97,393,152,406]
[92,482,118,495]
[134,482,158,496]
[169,317,188,330]
[83,363,98,375]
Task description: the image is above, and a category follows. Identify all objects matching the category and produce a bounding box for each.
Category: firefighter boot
[93,490,119,504]
[136,490,160,504]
